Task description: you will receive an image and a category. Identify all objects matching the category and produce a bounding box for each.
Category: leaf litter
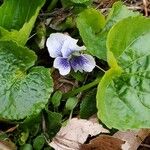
[114,129,150,150]
[49,117,109,150]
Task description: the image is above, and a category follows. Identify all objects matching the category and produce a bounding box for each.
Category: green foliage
[45,111,62,138]
[97,17,150,130]
[61,0,91,8]
[77,2,139,60]
[33,134,45,150]
[71,71,85,82]
[20,144,33,150]
[71,0,90,3]
[65,97,78,111]
[35,22,46,49]
[18,129,29,145]
[20,114,41,137]
[0,41,53,120]
[80,89,97,119]
[76,8,106,60]
[105,2,140,30]
[51,91,62,108]
[0,0,45,45]
[1,0,150,148]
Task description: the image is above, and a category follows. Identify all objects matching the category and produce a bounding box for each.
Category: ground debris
[80,135,125,150]
[49,117,109,150]
[114,129,150,150]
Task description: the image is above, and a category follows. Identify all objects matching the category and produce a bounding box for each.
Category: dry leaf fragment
[49,118,109,150]
[113,129,150,150]
[80,135,125,150]
[0,140,16,150]
[5,124,19,133]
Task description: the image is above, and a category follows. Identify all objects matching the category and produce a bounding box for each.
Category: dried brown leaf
[113,129,150,150]
[0,140,16,150]
[80,135,125,150]
[49,118,109,150]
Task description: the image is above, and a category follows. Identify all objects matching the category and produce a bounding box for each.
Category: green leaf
[71,0,90,3]
[33,134,45,150]
[51,91,62,108]
[105,2,140,30]
[20,144,33,150]
[18,129,29,145]
[76,8,106,60]
[65,97,78,111]
[61,0,91,8]
[45,111,62,138]
[97,17,150,130]
[77,2,139,60]
[71,71,85,82]
[21,114,41,137]
[80,89,97,119]
[0,0,45,45]
[0,41,53,120]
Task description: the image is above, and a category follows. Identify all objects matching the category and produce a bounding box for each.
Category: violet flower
[46,33,96,75]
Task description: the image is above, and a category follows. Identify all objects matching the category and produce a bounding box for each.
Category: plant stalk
[63,77,102,99]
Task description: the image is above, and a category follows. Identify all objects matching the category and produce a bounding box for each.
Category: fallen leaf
[80,135,125,150]
[0,139,16,150]
[49,118,109,150]
[113,129,150,150]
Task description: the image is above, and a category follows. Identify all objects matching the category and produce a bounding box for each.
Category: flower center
[68,51,80,60]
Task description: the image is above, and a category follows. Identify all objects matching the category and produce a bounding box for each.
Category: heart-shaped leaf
[97,17,150,130]
[0,41,53,120]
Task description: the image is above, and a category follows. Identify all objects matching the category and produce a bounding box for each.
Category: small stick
[143,0,148,16]
[140,143,150,148]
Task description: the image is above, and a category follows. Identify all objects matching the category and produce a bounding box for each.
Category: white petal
[61,38,86,58]
[70,54,95,73]
[81,54,96,72]
[46,33,67,58]
[53,57,71,75]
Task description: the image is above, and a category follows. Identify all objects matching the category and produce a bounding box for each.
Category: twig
[140,143,150,148]
[59,79,76,86]
[128,6,144,10]
[96,65,106,72]
[128,6,150,12]
[28,33,36,40]
[143,0,148,16]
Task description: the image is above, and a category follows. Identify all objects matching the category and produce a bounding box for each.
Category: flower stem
[63,77,102,99]
[96,65,106,72]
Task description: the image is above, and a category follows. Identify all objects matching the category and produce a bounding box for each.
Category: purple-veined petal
[61,38,86,58]
[46,33,67,58]
[54,57,71,75]
[70,54,95,73]
[70,56,83,72]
